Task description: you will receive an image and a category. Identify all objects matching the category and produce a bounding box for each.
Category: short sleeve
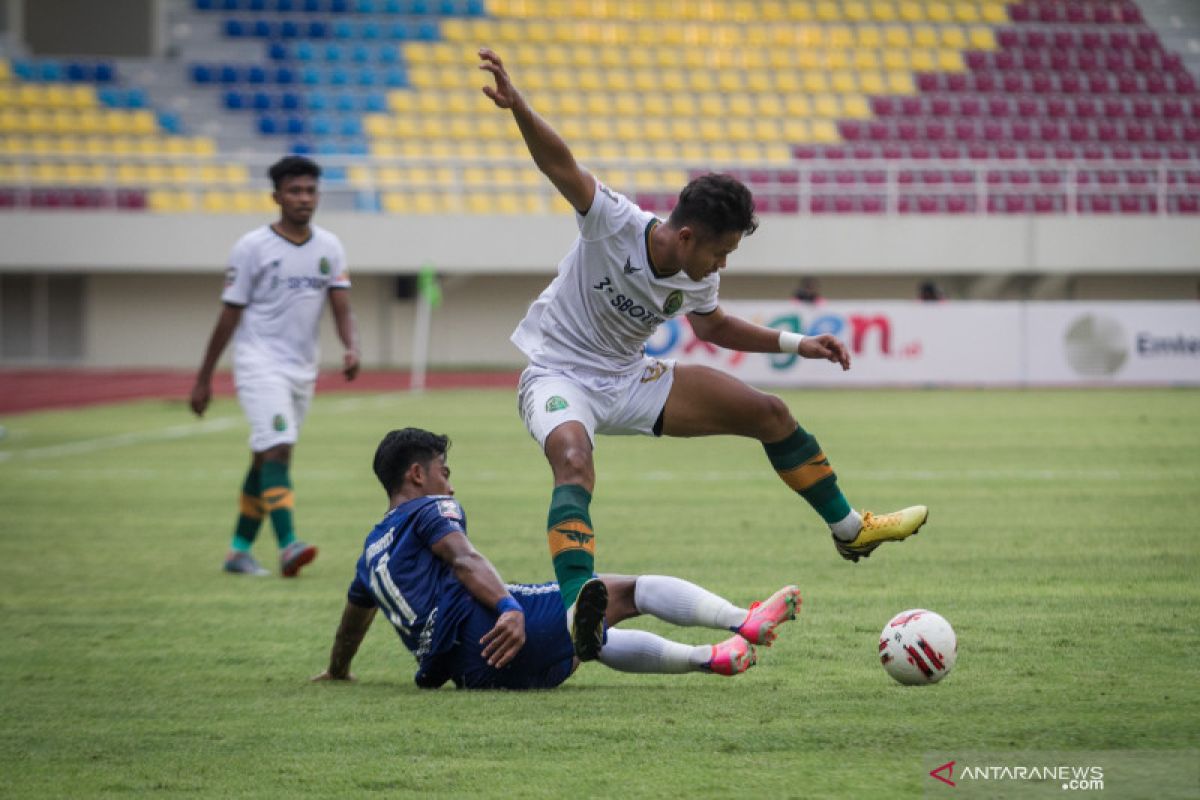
[329,235,351,289]
[346,572,376,608]
[220,235,256,307]
[691,277,721,316]
[577,181,638,243]
[412,497,466,549]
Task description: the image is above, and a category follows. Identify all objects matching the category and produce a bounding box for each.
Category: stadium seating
[3,0,1198,215]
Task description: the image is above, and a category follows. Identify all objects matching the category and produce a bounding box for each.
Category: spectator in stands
[190,155,360,578]
[918,281,947,302]
[791,277,825,304]
[477,47,929,661]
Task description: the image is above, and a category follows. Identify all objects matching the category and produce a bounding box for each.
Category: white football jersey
[511,182,720,375]
[221,223,350,380]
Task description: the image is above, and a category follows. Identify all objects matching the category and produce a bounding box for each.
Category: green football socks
[547,484,595,610]
[231,466,263,553]
[260,460,297,549]
[764,425,853,525]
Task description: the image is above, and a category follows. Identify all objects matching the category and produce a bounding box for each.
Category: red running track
[0,369,520,415]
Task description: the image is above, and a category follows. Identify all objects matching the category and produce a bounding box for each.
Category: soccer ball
[879,609,957,685]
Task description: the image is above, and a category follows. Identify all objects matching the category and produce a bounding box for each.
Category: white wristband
[778,331,805,354]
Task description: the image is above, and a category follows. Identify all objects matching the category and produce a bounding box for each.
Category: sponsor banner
[645,301,1200,387]
[1026,302,1200,385]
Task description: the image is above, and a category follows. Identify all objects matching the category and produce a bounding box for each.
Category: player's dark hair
[373,428,450,495]
[668,173,758,239]
[268,155,321,189]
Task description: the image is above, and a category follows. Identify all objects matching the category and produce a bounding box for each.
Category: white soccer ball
[879,609,957,685]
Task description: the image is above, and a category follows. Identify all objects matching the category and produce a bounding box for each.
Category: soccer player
[477,48,929,658]
[190,155,360,578]
[312,428,802,690]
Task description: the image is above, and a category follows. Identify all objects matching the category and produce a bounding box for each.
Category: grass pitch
[1,388,1198,798]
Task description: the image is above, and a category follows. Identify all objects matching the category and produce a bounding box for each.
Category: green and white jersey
[221,223,350,381]
[511,182,720,375]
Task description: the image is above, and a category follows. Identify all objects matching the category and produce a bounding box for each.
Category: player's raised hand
[343,349,360,381]
[799,333,852,371]
[189,380,211,416]
[479,609,525,668]
[478,48,518,109]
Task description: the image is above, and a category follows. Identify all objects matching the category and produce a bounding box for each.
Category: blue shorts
[448,582,575,690]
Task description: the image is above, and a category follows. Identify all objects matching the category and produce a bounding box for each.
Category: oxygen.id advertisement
[646,301,1200,387]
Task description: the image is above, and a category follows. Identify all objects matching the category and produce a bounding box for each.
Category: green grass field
[1,388,1198,798]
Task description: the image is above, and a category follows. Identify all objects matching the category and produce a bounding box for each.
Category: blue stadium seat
[335,92,355,112]
[464,0,483,15]
[268,42,288,61]
[364,92,386,112]
[302,0,320,10]
[253,91,273,110]
[295,41,314,61]
[384,67,408,87]
[247,0,267,10]
[333,20,355,39]
[330,0,349,11]
[387,22,409,40]
[355,191,381,212]
[252,20,272,37]
[409,0,429,13]
[224,19,247,37]
[94,63,115,83]
[340,118,363,137]
[274,0,294,11]
[224,90,245,109]
[323,165,347,183]
[306,90,330,110]
[378,45,399,64]
[416,21,439,41]
[324,43,345,62]
[279,20,300,38]
[290,141,314,155]
[258,117,279,135]
[219,65,238,84]
[360,21,381,39]
[286,116,305,136]
[196,0,215,10]
[302,67,321,86]
[247,65,268,84]
[158,112,181,133]
[274,66,296,85]
[329,67,350,86]
[351,45,371,64]
[355,69,377,87]
[307,21,330,39]
[280,91,301,110]
[311,116,334,137]
[191,64,214,83]
[355,0,377,11]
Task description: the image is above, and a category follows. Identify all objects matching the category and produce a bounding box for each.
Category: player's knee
[757,394,796,440]
[552,445,594,486]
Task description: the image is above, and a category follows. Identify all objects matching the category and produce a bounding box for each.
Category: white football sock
[597,628,711,673]
[634,575,747,631]
[830,510,863,542]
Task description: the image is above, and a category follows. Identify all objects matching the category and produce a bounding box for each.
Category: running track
[0,369,520,415]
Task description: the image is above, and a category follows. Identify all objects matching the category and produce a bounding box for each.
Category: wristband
[496,595,522,615]
[778,331,805,354]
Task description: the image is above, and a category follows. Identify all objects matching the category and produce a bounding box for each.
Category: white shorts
[517,358,676,449]
[235,371,315,452]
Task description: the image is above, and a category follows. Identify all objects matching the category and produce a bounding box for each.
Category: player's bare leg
[662,364,926,561]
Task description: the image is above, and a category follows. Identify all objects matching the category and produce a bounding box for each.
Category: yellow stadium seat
[698,118,723,142]
[811,119,839,143]
[813,95,841,118]
[679,141,705,160]
[168,164,196,184]
[815,0,839,22]
[717,71,743,93]
[910,50,936,71]
[844,1,869,22]
[831,71,858,93]
[774,72,802,93]
[698,93,725,117]
[981,2,1007,23]
[148,189,175,213]
[203,191,235,214]
[969,25,996,49]
[888,72,915,93]
[913,25,938,48]
[348,165,372,188]
[707,143,734,163]
[734,143,761,161]
[727,119,752,142]
[854,50,881,70]
[755,95,783,117]
[803,73,830,94]
[727,95,754,117]
[669,118,694,141]
[843,95,872,118]
[614,92,641,116]
[370,141,397,158]
[781,119,809,140]
[871,1,896,21]
[927,1,951,22]
[897,0,922,21]
[787,2,814,21]
[753,118,782,142]
[828,25,855,48]
[939,50,965,71]
[615,118,640,141]
[856,26,883,49]
[883,49,910,70]
[192,137,217,157]
[785,95,812,116]
[954,1,980,22]
[941,27,967,48]
[858,72,886,95]
[764,143,792,163]
[0,60,9,81]
[364,115,391,138]
[884,26,912,47]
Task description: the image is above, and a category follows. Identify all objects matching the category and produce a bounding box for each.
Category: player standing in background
[477,48,929,659]
[312,427,802,690]
[190,155,360,578]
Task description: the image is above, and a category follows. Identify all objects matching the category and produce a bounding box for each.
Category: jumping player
[477,48,928,659]
[190,155,360,578]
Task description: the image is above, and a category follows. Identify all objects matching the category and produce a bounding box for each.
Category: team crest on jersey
[272,414,287,432]
[546,396,569,412]
[437,499,462,520]
[663,290,684,316]
[318,257,331,275]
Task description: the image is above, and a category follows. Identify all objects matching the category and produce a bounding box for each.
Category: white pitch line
[0,416,240,463]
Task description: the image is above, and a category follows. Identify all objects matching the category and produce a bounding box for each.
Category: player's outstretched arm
[328,287,360,381]
[190,303,244,416]
[478,47,595,214]
[431,531,526,668]
[312,602,377,682]
[688,308,851,371]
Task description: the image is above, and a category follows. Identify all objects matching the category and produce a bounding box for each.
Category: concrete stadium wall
[1,214,1197,367]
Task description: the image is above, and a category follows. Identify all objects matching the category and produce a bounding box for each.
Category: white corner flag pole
[410,289,431,393]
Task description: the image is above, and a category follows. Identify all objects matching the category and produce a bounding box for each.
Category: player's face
[273,175,318,226]
[421,454,454,496]
[679,228,743,282]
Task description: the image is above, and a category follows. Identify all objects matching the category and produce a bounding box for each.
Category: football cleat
[736,585,802,646]
[704,635,757,676]
[566,577,608,662]
[280,540,318,577]
[833,505,929,563]
[223,551,270,576]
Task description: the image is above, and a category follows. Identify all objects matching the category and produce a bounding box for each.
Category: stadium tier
[0,0,1197,214]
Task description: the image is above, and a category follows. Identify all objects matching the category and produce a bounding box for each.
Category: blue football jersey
[347,495,475,683]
